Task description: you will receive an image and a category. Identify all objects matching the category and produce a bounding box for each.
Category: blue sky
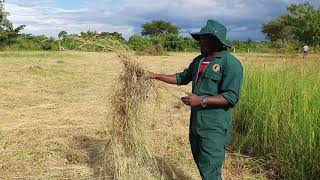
[51,0,83,10]
[5,0,320,40]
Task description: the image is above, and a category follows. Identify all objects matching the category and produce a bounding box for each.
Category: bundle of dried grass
[108,53,164,179]
[112,54,154,146]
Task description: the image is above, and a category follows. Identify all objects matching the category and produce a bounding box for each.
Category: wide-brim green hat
[191,19,231,48]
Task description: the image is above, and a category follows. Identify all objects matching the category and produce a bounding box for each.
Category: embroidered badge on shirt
[212,64,221,72]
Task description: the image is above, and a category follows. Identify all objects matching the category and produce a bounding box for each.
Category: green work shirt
[176,50,243,136]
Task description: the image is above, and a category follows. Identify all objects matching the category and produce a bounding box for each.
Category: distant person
[147,20,243,180]
[303,45,309,58]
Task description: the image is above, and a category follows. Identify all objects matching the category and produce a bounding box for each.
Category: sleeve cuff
[176,73,182,86]
[222,92,238,108]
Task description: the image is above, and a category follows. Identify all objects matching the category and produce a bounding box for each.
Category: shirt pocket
[199,71,222,95]
[206,71,222,81]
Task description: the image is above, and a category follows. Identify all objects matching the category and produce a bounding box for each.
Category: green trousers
[189,112,230,180]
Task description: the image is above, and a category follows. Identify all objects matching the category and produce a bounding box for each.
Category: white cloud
[5,1,135,39]
[4,0,320,40]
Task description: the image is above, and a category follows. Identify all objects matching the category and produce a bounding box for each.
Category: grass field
[233,53,320,179]
[0,51,319,179]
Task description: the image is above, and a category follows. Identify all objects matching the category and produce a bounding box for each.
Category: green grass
[233,62,320,179]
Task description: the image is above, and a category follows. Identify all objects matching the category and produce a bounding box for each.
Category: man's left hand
[181,93,202,107]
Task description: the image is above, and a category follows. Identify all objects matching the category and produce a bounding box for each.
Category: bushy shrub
[128,34,198,53]
[128,35,151,52]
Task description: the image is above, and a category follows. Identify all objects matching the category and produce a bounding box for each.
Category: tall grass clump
[108,53,165,179]
[232,63,320,179]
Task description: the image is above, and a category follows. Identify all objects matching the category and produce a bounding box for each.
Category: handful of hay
[108,53,164,179]
[112,54,155,146]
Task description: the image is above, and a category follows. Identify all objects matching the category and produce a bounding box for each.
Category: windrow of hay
[108,53,164,179]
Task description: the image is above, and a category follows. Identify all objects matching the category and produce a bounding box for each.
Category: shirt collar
[203,51,223,60]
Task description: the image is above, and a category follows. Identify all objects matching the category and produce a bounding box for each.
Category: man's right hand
[147,72,158,79]
[146,72,177,85]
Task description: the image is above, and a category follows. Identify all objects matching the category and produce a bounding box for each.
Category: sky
[4,0,320,40]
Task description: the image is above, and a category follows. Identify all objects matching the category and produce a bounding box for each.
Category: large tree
[283,3,320,45]
[0,0,25,46]
[141,20,180,36]
[58,31,68,40]
[262,17,293,42]
[262,3,320,46]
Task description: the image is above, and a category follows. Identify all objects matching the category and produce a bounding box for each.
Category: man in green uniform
[148,19,243,180]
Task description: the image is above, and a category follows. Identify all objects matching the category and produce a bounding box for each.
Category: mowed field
[0,51,319,179]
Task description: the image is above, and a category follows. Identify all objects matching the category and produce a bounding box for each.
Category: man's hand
[146,71,158,79]
[181,93,202,107]
[146,72,177,84]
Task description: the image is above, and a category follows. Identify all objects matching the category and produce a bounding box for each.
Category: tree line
[1,1,320,53]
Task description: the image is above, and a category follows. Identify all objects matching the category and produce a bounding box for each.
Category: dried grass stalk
[108,53,164,179]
